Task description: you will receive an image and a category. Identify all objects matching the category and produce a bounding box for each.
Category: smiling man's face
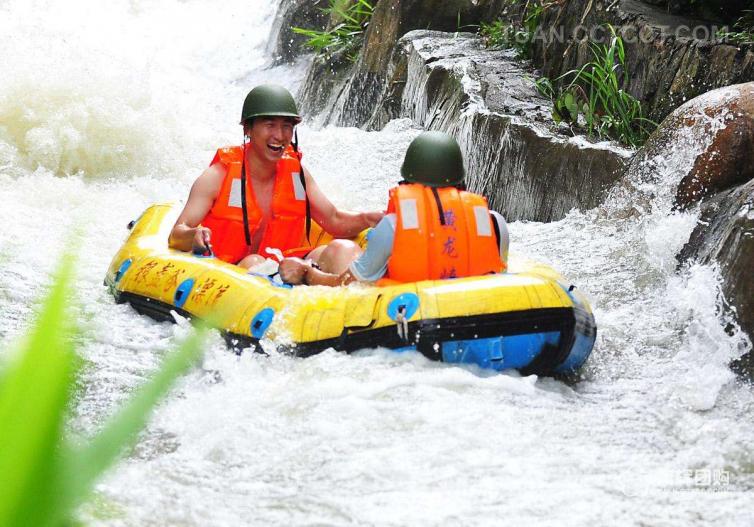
[246,116,295,164]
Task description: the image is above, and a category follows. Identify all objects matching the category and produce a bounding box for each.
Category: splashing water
[0,1,752,525]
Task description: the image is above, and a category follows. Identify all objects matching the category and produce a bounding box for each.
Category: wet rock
[679,178,754,374]
[621,83,754,211]
[296,0,513,126]
[297,52,356,126]
[267,0,329,64]
[299,27,631,221]
[533,0,754,123]
[613,83,751,222]
[673,83,754,208]
[379,31,632,221]
[668,84,754,374]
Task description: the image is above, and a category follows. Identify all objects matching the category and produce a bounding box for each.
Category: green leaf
[64,327,208,508]
[552,107,563,124]
[0,255,78,527]
[0,243,211,527]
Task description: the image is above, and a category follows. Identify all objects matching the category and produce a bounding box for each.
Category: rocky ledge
[300,30,632,222]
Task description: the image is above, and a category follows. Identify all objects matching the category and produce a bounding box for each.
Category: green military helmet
[240,84,302,124]
[400,131,465,187]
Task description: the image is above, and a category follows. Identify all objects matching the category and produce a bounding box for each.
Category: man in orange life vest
[279,131,509,286]
[169,84,383,271]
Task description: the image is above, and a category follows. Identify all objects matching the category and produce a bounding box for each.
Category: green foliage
[0,256,207,527]
[479,1,546,59]
[292,0,375,63]
[535,26,656,148]
[717,10,754,44]
[533,76,554,99]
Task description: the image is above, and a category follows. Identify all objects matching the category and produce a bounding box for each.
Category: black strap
[431,187,446,226]
[292,130,311,244]
[240,143,252,248]
[491,212,501,248]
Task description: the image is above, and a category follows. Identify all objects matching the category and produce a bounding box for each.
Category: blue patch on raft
[251,308,275,339]
[441,332,561,371]
[173,278,195,309]
[114,259,132,284]
[387,293,420,321]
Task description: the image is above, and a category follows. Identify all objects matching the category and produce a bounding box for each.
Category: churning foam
[0,0,280,180]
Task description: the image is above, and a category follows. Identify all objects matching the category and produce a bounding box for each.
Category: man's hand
[362,211,385,228]
[192,227,212,254]
[279,257,311,285]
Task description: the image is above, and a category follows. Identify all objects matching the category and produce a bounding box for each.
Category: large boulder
[625,82,754,209]
[615,83,754,221]
[674,83,754,208]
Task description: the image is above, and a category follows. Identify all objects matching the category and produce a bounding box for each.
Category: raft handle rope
[396,305,409,341]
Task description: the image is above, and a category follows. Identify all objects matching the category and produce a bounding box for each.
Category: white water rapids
[1,0,753,525]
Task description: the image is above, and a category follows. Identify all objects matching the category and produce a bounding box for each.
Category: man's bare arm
[169,163,225,252]
[303,167,384,238]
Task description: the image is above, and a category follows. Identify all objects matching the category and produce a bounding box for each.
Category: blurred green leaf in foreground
[0,254,207,527]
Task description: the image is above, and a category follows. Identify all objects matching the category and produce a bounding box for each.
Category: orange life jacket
[200,144,310,264]
[385,183,504,282]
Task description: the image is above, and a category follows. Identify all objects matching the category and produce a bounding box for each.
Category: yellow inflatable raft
[105,204,596,375]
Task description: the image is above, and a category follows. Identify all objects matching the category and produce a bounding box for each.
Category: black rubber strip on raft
[288,306,594,376]
[115,291,195,324]
[113,290,596,376]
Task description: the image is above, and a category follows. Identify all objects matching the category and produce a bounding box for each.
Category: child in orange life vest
[278,132,509,286]
[168,84,383,273]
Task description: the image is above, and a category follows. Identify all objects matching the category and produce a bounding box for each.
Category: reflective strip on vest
[474,205,492,236]
[228,178,242,208]
[399,199,419,229]
[291,171,306,200]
